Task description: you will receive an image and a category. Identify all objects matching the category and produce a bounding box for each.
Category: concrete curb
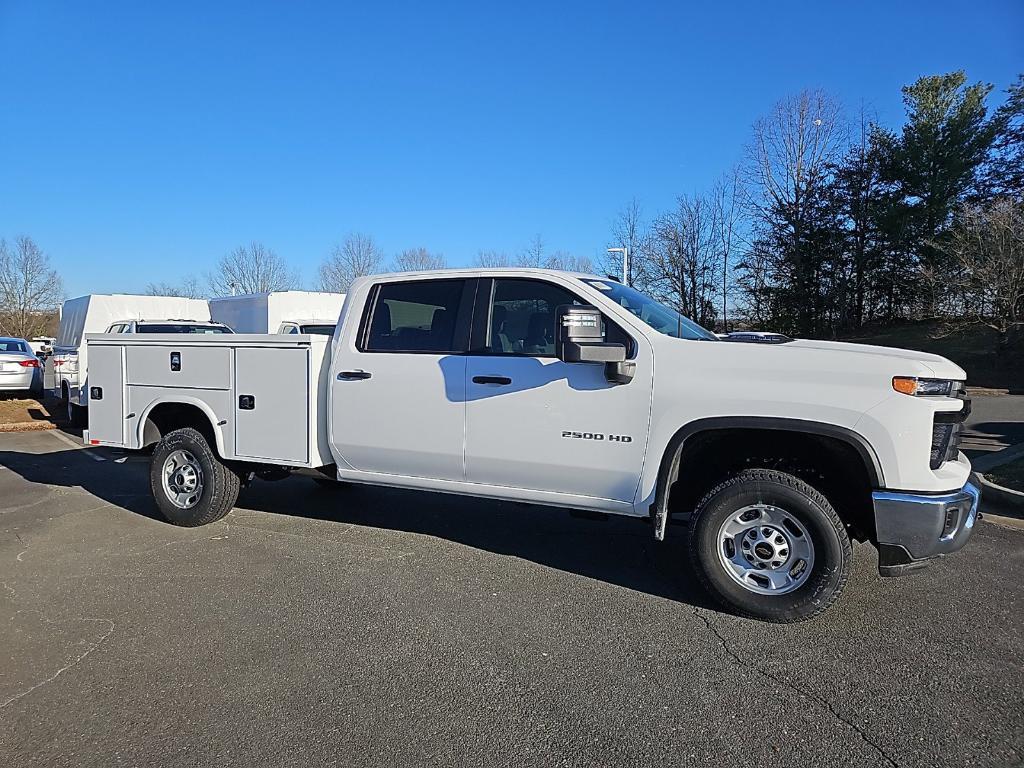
[0,421,57,433]
[965,386,1010,396]
[972,471,1024,520]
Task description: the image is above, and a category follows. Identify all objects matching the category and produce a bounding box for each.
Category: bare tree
[208,242,297,296]
[711,169,746,332]
[743,89,846,334]
[318,233,384,292]
[747,89,845,217]
[604,198,647,285]
[935,199,1024,355]
[473,250,512,268]
[146,276,204,299]
[390,247,446,272]
[473,246,592,271]
[0,236,65,339]
[520,234,546,267]
[642,194,722,327]
[545,251,594,273]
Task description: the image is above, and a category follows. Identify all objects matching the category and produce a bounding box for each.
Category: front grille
[930,395,970,470]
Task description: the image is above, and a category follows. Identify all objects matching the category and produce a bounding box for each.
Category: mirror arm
[605,361,635,385]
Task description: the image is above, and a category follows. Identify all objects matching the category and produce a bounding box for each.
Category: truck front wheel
[150,427,240,527]
[688,469,852,623]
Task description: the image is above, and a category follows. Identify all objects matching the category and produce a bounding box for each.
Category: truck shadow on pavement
[0,446,720,612]
[962,420,1024,461]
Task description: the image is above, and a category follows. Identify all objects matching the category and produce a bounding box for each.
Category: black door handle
[337,370,372,380]
[472,375,512,385]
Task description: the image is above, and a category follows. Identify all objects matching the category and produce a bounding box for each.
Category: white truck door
[329,278,474,482]
[464,278,653,504]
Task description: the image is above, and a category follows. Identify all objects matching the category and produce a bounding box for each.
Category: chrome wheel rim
[716,504,814,595]
[161,449,204,509]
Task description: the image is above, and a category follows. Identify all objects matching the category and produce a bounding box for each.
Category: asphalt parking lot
[1,428,1022,768]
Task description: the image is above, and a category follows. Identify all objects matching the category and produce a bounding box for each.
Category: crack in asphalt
[0,581,116,710]
[691,606,899,768]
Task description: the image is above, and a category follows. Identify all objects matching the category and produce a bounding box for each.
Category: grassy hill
[839,321,1022,392]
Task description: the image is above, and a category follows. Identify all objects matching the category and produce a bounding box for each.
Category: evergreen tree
[983,74,1024,200]
[880,72,999,315]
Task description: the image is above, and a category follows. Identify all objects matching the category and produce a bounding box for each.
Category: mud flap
[653,506,668,541]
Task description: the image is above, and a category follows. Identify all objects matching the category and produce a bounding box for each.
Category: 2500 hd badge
[561,430,633,443]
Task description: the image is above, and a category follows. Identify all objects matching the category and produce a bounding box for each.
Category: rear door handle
[337,370,372,380]
[472,375,512,385]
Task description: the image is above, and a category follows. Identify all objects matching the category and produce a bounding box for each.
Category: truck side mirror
[556,305,634,385]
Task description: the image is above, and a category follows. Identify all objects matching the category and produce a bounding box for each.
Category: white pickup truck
[84,269,979,622]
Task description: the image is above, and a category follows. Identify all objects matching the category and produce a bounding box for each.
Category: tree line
[3,70,1020,352]
[0,230,597,339]
[611,71,1023,355]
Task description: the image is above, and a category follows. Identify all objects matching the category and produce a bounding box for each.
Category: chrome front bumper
[872,482,980,576]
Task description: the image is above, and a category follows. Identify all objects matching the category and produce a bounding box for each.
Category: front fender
[641,416,884,540]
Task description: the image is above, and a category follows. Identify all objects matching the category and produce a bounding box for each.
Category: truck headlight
[892,377,959,397]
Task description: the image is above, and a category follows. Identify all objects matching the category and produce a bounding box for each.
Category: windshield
[136,324,233,334]
[300,324,336,336]
[581,280,718,341]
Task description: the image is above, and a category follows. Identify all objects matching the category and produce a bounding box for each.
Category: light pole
[607,247,629,286]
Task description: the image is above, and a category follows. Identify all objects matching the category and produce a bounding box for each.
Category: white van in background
[29,336,57,357]
[209,291,345,336]
[47,294,213,425]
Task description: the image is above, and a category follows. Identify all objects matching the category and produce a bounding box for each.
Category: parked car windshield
[299,324,336,336]
[581,280,718,341]
[136,324,233,334]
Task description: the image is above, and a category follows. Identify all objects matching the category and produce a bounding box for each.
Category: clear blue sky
[1,0,1021,297]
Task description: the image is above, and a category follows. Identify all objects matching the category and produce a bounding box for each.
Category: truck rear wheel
[688,469,851,623]
[150,427,240,527]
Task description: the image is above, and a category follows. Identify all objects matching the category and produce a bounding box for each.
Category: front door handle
[472,375,512,385]
[337,370,372,380]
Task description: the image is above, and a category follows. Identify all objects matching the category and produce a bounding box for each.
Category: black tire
[150,427,240,527]
[688,469,852,623]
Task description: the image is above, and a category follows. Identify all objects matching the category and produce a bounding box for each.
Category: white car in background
[29,336,56,357]
[0,337,42,395]
[721,331,794,344]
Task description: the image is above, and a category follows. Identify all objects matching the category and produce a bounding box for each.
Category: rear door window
[362,279,469,353]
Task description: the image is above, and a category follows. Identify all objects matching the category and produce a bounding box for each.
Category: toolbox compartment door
[86,344,126,445]
[234,347,310,464]
[126,345,231,390]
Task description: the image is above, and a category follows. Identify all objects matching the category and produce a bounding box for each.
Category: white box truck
[47,294,213,425]
[209,291,345,336]
[84,269,979,622]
